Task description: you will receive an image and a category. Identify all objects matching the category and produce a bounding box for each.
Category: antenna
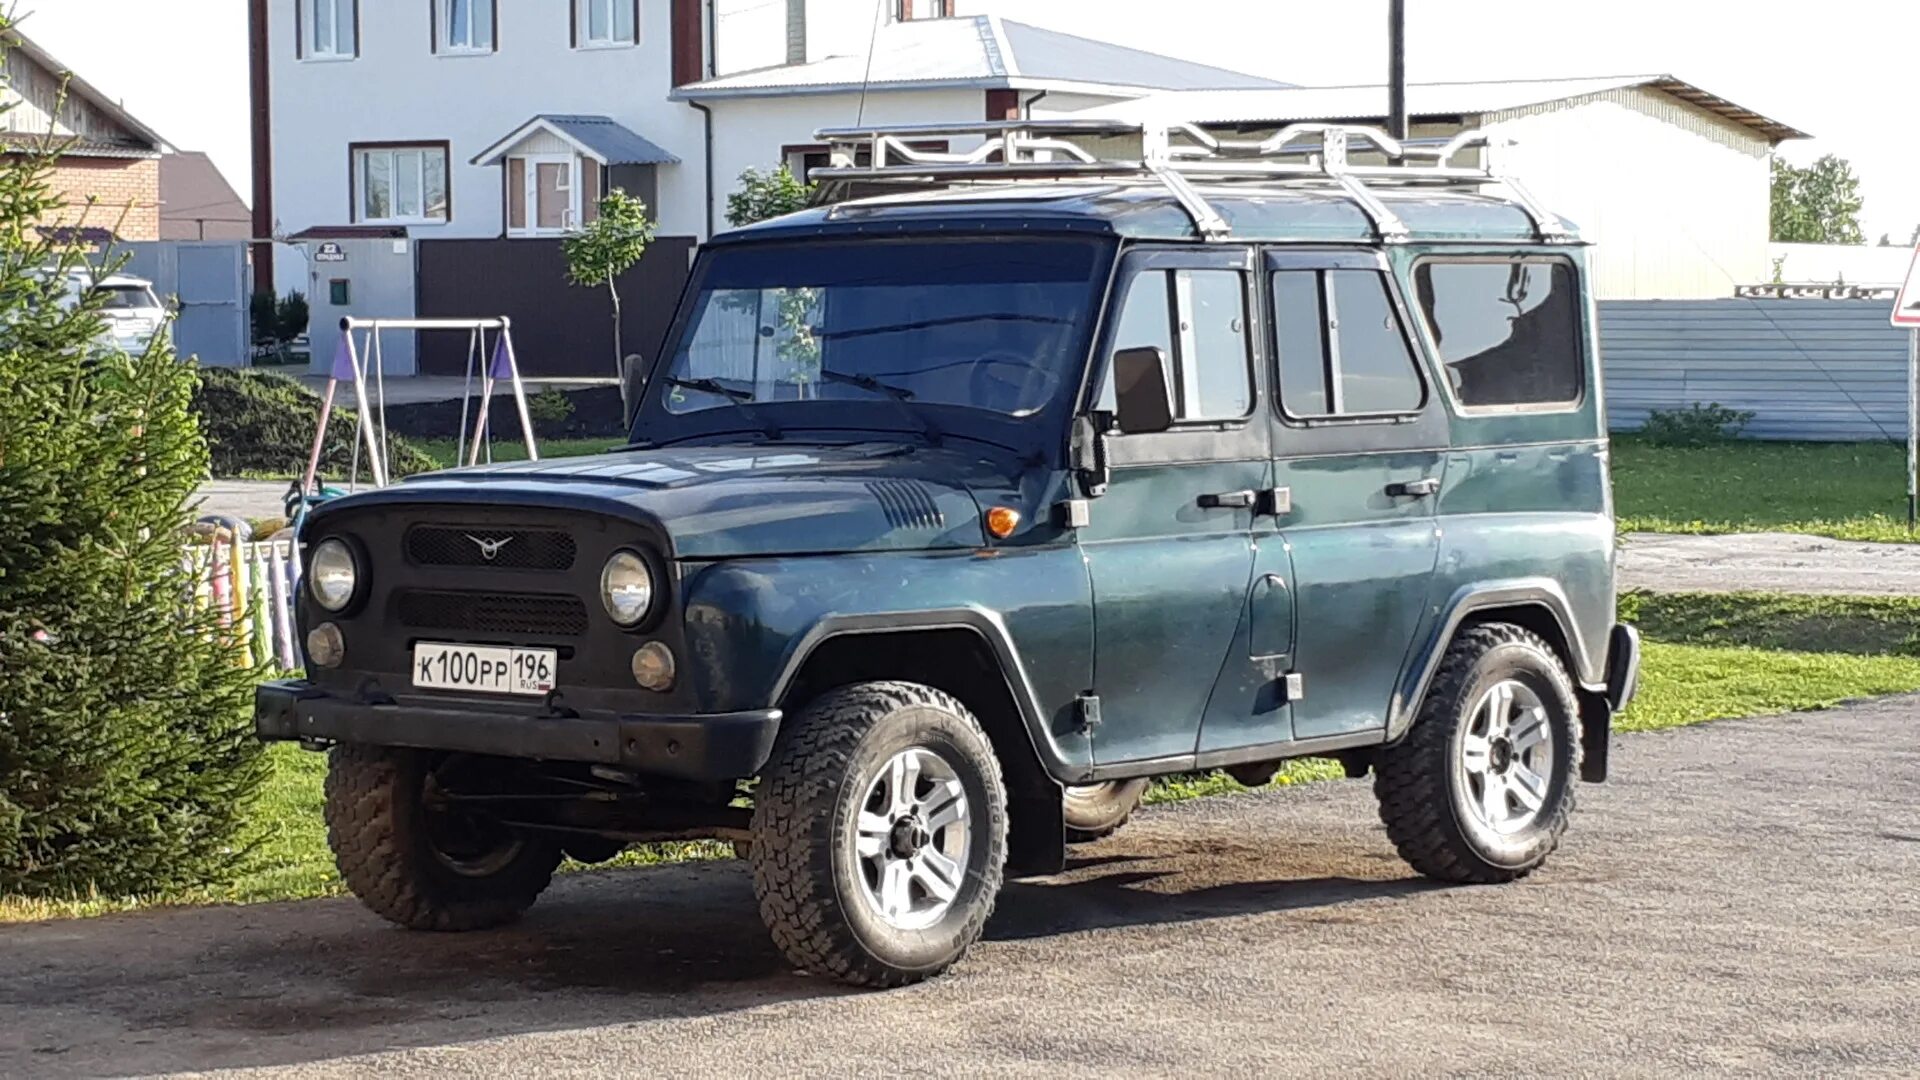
[854,0,885,125]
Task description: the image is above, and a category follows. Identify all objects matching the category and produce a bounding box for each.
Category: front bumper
[255,679,782,781]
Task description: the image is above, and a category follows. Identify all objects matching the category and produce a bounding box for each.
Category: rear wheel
[750,682,1008,988]
[1372,623,1581,884]
[325,745,562,931]
[1062,780,1149,843]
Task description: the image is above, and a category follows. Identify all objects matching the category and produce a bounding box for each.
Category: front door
[1263,250,1448,742]
[1080,247,1269,765]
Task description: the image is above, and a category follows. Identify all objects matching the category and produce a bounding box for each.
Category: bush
[1638,402,1755,447]
[276,292,310,343]
[0,107,268,897]
[526,385,576,426]
[249,290,278,346]
[192,367,438,480]
[725,164,815,228]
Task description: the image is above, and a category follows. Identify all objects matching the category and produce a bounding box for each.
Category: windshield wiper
[816,369,942,446]
[662,376,782,440]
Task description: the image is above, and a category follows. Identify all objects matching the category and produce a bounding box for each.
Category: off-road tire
[324,744,563,931]
[1062,780,1149,843]
[1373,623,1582,884]
[749,681,1008,988]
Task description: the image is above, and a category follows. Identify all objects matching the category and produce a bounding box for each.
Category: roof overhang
[673,76,1161,103]
[1641,76,1809,142]
[2,29,167,152]
[471,115,680,167]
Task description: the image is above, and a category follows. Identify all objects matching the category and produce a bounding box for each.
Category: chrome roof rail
[809,119,1574,245]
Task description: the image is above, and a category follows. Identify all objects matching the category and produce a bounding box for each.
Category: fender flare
[767,606,1071,782]
[1387,578,1600,741]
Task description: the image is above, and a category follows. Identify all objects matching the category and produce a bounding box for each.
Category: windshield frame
[631,233,1119,461]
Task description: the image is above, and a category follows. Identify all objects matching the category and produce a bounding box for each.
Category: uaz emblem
[466,534,514,561]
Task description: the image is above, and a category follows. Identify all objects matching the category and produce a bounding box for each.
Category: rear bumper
[254,679,782,781]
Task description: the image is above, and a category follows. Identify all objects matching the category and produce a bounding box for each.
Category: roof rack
[810,119,1574,245]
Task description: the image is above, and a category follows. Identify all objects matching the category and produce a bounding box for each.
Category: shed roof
[160,151,250,241]
[676,15,1290,100]
[1084,75,1809,143]
[471,115,681,167]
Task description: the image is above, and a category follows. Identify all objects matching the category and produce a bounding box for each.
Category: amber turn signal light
[985,506,1021,539]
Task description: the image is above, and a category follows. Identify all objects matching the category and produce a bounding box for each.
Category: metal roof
[1082,75,1810,143]
[675,15,1289,100]
[471,115,681,167]
[722,183,1552,247]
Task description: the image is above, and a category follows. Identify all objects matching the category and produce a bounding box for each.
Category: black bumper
[255,680,782,782]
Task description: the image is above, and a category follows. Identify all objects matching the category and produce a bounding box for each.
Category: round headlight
[308,538,359,612]
[600,550,654,627]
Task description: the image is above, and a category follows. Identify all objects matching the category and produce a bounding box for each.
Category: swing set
[289,316,541,525]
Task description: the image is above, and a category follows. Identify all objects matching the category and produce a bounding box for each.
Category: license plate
[412,642,556,696]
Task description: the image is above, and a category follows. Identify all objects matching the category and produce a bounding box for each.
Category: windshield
[649,238,1103,435]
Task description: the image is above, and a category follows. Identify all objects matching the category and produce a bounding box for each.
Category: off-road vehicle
[257,120,1641,988]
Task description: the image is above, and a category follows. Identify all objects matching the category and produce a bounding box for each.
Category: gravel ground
[3,698,1917,1078]
[1619,531,1920,595]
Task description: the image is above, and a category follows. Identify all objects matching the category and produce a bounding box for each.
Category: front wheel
[749,681,1008,988]
[324,745,563,931]
[1372,623,1581,884]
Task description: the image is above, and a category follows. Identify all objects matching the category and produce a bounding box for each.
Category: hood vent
[866,479,946,531]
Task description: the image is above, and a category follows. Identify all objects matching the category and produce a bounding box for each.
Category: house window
[437,0,495,54]
[353,144,450,225]
[894,0,954,20]
[505,155,606,236]
[575,0,639,47]
[301,0,358,59]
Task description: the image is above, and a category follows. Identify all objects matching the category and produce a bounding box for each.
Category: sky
[14,0,1918,241]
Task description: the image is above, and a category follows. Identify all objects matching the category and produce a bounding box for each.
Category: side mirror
[1112,346,1175,435]
[620,353,647,425]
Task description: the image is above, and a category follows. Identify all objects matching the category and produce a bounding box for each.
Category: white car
[39,269,170,354]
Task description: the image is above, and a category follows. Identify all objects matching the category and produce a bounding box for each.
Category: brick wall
[32,155,162,241]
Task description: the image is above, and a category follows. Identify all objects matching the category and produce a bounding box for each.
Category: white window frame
[511,154,584,237]
[438,0,494,54]
[353,145,450,226]
[303,0,357,61]
[576,0,638,49]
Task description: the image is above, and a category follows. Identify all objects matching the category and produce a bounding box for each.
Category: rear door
[1080,246,1268,765]
[1263,249,1448,743]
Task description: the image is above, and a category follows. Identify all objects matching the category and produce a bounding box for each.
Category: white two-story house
[249,0,1284,375]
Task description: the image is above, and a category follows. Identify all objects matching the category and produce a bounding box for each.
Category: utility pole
[1388,0,1408,142]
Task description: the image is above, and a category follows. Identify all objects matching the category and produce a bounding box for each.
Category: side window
[1271,269,1423,419]
[1101,268,1251,422]
[1415,261,1583,410]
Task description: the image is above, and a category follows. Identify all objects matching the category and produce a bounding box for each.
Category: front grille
[395,589,590,638]
[406,526,576,570]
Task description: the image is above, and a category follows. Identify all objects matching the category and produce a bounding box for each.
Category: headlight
[600,550,654,626]
[308,538,359,612]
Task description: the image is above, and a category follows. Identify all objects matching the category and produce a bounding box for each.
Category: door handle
[1385,477,1441,498]
[1198,489,1257,509]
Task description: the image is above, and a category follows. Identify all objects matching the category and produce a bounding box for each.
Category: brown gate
[414,236,696,378]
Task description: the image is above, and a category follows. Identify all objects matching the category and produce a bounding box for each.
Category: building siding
[1600,299,1912,442]
[1481,87,1773,301]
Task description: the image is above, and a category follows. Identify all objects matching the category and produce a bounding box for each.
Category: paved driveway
[3,699,1916,1078]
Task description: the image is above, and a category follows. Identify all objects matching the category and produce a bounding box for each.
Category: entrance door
[1263,250,1447,742]
[523,154,576,234]
[1080,247,1268,765]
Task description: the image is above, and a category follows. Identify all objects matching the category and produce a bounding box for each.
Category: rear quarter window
[1414,260,1583,411]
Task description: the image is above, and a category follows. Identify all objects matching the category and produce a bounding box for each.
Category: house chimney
[787,0,806,65]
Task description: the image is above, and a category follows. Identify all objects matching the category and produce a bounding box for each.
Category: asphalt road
[3,699,1916,1078]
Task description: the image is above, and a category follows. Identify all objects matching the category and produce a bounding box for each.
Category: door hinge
[1057,499,1091,528]
[1075,692,1103,733]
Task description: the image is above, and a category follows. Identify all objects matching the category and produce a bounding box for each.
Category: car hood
[374,443,1007,558]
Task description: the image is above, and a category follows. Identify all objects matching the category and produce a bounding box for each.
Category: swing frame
[299,316,539,498]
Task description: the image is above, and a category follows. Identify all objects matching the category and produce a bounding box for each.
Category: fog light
[307,622,346,668]
[631,641,676,691]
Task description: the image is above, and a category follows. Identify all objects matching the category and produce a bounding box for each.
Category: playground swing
[287,316,539,527]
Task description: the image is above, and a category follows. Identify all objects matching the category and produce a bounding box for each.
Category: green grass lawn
[1614,438,1920,543]
[8,590,1920,923]
[414,436,626,470]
